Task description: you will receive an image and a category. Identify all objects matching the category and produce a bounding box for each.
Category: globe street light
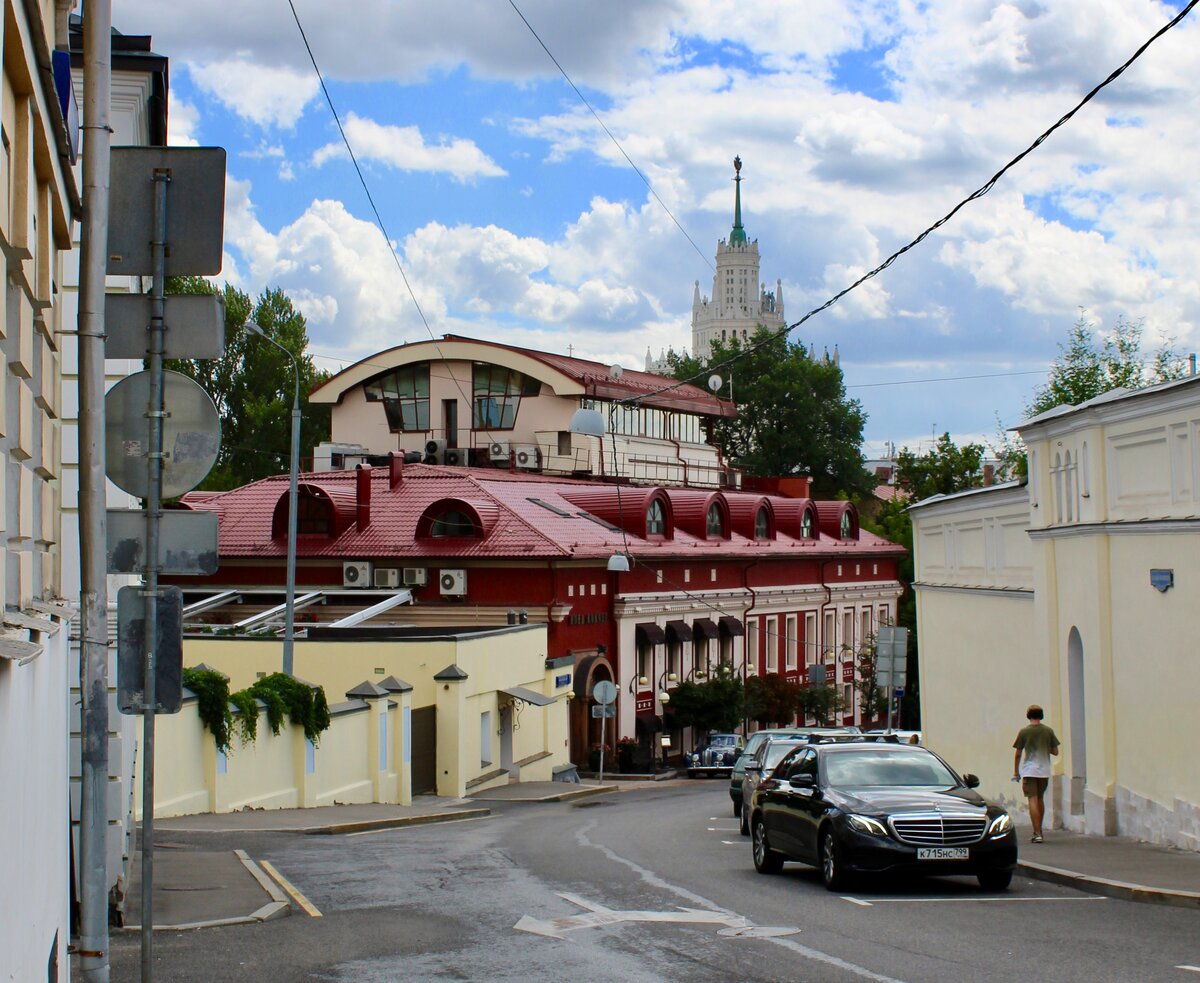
[244,321,300,676]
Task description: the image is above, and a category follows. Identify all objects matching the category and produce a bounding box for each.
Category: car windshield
[762,742,802,770]
[822,750,958,788]
[710,736,737,747]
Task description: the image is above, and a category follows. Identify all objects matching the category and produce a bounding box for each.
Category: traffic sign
[591,705,616,718]
[593,680,617,705]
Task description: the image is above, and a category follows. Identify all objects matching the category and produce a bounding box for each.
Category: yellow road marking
[260,860,322,918]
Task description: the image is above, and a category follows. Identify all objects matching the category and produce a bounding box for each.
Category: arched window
[800,509,814,539]
[754,507,770,539]
[296,495,331,535]
[706,503,724,537]
[646,499,666,536]
[430,510,477,537]
[840,510,853,539]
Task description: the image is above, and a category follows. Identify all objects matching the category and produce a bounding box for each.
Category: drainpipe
[740,558,761,733]
[816,560,836,726]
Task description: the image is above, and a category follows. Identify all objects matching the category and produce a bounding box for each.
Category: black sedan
[748,742,1017,891]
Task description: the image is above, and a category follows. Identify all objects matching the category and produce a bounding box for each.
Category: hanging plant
[245,672,332,746]
[183,667,331,751]
[182,666,234,754]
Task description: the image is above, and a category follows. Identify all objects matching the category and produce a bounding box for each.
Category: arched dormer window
[430,510,476,537]
[800,509,814,539]
[296,495,332,535]
[840,510,853,539]
[706,503,725,537]
[754,507,770,539]
[272,482,354,539]
[647,499,666,536]
[416,498,497,541]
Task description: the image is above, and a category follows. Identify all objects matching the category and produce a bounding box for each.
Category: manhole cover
[718,926,801,939]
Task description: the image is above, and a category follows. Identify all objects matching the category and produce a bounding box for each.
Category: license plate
[917,847,969,861]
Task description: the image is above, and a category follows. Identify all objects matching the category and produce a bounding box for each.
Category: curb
[1018,859,1200,909]
[303,807,492,835]
[469,784,618,804]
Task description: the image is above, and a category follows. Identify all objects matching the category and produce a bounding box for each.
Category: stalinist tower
[690,157,785,362]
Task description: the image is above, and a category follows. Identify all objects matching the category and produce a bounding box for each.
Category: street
[111,781,1200,982]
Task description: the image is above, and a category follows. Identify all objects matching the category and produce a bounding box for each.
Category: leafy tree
[669,666,744,737]
[668,329,873,497]
[1026,313,1187,417]
[797,683,844,727]
[894,433,986,502]
[744,672,800,726]
[166,277,331,490]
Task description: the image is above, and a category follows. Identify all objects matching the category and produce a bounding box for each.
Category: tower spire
[730,156,746,246]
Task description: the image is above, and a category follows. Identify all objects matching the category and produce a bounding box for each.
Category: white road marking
[345,815,490,837]
[574,820,908,983]
[842,896,874,907]
[721,840,743,845]
[514,894,749,940]
[1176,966,1200,974]
[259,860,322,918]
[707,827,738,832]
[853,895,1107,904]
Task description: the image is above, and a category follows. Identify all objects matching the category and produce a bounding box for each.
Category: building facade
[911,375,1200,851]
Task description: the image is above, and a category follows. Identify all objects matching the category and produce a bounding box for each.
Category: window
[706,502,724,537]
[481,711,492,766]
[800,509,814,539]
[295,495,331,535]
[646,499,666,536]
[637,645,651,682]
[842,610,854,657]
[823,611,835,662]
[430,510,476,537]
[364,363,430,432]
[804,613,817,665]
[785,615,797,670]
[840,510,853,539]
[472,364,539,429]
[766,617,778,672]
[860,609,871,649]
[746,619,759,674]
[754,507,770,539]
[557,431,572,456]
[694,637,710,676]
[668,641,681,680]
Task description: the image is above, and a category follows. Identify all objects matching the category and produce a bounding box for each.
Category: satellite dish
[610,364,624,379]
[708,374,723,392]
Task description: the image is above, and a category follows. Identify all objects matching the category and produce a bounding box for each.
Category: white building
[689,156,785,363]
[911,374,1200,851]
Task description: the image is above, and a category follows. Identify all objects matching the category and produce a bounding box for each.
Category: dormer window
[754,507,769,539]
[840,510,852,539]
[296,495,332,535]
[706,503,724,537]
[800,509,814,539]
[647,499,666,536]
[430,510,477,538]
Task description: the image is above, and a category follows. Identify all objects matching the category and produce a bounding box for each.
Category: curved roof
[814,500,859,540]
[667,489,731,541]
[725,494,774,540]
[772,497,816,540]
[309,334,735,418]
[559,485,674,540]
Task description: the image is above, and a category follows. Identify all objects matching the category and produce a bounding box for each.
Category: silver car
[739,738,809,835]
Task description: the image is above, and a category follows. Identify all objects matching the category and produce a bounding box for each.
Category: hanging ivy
[183,667,331,752]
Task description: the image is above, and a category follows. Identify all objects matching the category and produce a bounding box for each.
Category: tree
[796,683,844,727]
[894,433,986,502]
[668,666,744,736]
[668,329,873,497]
[744,672,800,727]
[1026,313,1187,418]
[166,277,331,490]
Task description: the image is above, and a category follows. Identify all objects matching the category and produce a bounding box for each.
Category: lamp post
[656,671,672,769]
[245,321,300,676]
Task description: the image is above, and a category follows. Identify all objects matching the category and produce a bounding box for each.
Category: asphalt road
[110,781,1200,982]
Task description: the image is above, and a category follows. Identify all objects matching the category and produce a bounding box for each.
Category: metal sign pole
[598,708,606,784]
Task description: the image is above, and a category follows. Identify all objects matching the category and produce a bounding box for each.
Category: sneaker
[1031,834,1044,843]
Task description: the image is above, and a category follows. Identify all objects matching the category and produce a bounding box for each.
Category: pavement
[123,782,1200,931]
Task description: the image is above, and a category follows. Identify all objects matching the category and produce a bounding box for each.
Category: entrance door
[500,704,516,778]
[443,399,459,448]
[411,707,437,794]
[1067,627,1086,816]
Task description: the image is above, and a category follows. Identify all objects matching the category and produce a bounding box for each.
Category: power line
[846,369,1045,390]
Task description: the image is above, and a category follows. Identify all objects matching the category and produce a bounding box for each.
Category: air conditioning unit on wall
[343,561,373,588]
[374,567,401,588]
[513,444,540,470]
[424,438,446,464]
[488,440,510,461]
[402,567,428,586]
[443,446,468,467]
[439,569,467,596]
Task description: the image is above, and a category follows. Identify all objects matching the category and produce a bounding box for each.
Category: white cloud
[187,59,319,128]
[311,113,506,182]
[167,92,199,147]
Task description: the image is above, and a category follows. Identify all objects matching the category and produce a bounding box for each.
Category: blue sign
[1150,569,1174,593]
[894,688,905,698]
[555,673,572,688]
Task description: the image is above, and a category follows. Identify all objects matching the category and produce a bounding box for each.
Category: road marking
[721,840,744,845]
[259,860,322,918]
[1176,966,1200,974]
[846,895,1107,904]
[346,815,490,837]
[515,893,750,940]
[842,896,874,907]
[707,827,738,832]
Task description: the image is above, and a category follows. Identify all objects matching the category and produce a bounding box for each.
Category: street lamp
[244,320,300,676]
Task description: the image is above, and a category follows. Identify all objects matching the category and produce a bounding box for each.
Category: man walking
[1013,704,1060,843]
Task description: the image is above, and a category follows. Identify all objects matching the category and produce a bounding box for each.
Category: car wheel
[752,817,784,874]
[740,805,750,837]
[977,869,1013,891]
[820,829,848,891]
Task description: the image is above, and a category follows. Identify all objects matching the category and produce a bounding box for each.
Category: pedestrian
[1012,704,1060,843]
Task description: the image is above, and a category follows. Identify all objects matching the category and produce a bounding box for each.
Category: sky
[111,0,1200,459]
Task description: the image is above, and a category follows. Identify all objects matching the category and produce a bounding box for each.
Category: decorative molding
[913,581,1034,599]
[1027,518,1200,540]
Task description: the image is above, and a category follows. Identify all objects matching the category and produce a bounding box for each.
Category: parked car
[739,738,808,835]
[748,742,1017,891]
[865,729,923,745]
[687,733,745,778]
[730,728,859,817]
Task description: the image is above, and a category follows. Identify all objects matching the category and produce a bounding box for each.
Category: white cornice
[914,582,1034,599]
[1027,518,1200,540]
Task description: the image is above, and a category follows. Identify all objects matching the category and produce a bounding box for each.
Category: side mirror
[962,773,981,788]
[790,773,816,789]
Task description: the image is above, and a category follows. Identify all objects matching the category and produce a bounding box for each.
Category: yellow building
[912,374,1200,851]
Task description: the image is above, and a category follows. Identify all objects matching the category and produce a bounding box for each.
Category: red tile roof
[180,464,904,563]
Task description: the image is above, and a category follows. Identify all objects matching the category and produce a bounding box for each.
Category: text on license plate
[917,847,969,860]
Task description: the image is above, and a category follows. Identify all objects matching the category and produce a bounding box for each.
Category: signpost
[592,680,617,783]
[875,626,909,732]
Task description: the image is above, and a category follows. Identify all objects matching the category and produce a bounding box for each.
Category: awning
[501,686,556,707]
[635,622,666,646]
[665,620,693,643]
[692,618,719,640]
[718,615,745,638]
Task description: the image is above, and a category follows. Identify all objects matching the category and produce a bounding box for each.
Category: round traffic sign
[105,370,220,499]
[593,680,617,705]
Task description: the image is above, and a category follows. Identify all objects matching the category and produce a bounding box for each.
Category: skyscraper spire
[730,156,746,246]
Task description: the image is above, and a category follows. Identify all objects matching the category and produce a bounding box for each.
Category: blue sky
[114,0,1200,460]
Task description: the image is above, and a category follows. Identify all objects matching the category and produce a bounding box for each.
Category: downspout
[740,557,761,732]
[816,559,836,724]
[666,436,688,487]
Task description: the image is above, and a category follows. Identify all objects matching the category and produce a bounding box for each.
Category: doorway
[443,399,458,447]
[499,703,515,778]
[1067,627,1086,816]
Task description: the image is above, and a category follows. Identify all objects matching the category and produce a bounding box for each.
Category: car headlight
[846,814,888,837]
[988,813,1013,837]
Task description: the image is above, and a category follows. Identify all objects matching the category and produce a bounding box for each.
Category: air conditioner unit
[424,438,446,464]
[374,567,401,589]
[439,569,467,596]
[402,567,428,587]
[488,440,510,461]
[443,446,468,467]
[343,560,373,588]
[513,444,541,471]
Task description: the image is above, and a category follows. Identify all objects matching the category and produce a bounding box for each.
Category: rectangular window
[765,617,778,672]
[785,615,798,670]
[746,619,759,674]
[557,431,572,456]
[637,645,651,682]
[365,363,430,432]
[472,364,536,429]
[694,637,709,675]
[823,612,835,663]
[804,613,817,665]
[842,610,854,658]
[480,711,492,766]
[843,684,853,716]
[878,605,889,626]
[861,609,872,649]
[669,642,681,680]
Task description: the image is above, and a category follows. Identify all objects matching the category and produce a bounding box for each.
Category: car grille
[889,813,986,846]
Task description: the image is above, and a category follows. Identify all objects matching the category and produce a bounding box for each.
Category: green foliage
[165,277,332,490]
[182,666,331,752]
[796,683,844,726]
[1026,313,1187,418]
[894,433,986,502]
[669,665,745,735]
[744,672,800,726]
[668,329,873,497]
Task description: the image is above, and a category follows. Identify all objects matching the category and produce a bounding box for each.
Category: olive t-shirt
[1013,722,1060,778]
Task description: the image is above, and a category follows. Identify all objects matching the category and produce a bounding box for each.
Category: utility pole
[78,1,114,979]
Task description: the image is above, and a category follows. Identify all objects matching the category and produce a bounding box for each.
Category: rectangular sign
[807,664,827,685]
[117,585,183,714]
[106,293,226,360]
[555,673,572,688]
[635,697,654,714]
[591,705,616,718]
[107,509,219,576]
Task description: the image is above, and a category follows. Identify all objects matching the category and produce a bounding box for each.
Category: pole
[598,707,606,784]
[283,368,299,675]
[140,166,170,982]
[78,1,114,977]
[884,637,895,733]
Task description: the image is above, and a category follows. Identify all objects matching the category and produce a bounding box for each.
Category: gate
[411,706,437,794]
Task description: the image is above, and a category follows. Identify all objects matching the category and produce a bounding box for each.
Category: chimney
[389,451,403,488]
[983,464,995,487]
[356,464,372,528]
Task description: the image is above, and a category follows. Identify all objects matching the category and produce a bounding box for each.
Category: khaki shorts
[1022,776,1049,797]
